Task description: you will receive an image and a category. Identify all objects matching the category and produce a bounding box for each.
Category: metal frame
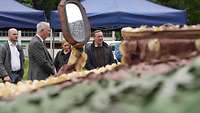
[58,0,91,47]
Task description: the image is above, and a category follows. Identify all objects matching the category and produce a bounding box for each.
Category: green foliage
[17,0,60,20]
[152,0,200,24]
[115,31,122,41]
[23,57,29,80]
[31,0,60,19]
[16,0,32,7]
[2,57,200,113]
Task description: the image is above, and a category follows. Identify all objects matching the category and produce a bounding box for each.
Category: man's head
[93,30,104,46]
[36,22,51,40]
[8,28,18,43]
[62,41,71,51]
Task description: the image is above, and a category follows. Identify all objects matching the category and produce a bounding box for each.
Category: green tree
[32,0,60,20]
[152,0,200,24]
[17,0,60,20]
[16,0,32,7]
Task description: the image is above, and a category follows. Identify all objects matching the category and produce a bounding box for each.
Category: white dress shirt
[8,41,21,71]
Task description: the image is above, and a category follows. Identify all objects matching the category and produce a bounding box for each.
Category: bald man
[0,28,24,83]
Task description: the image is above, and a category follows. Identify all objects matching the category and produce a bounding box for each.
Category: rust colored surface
[121,39,199,65]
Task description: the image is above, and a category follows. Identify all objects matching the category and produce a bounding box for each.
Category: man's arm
[85,46,95,70]
[29,42,55,74]
[0,46,8,77]
[0,46,11,82]
[109,46,116,64]
[54,51,61,72]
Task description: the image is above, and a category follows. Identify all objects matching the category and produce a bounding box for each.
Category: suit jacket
[28,35,55,80]
[85,41,115,70]
[0,42,24,78]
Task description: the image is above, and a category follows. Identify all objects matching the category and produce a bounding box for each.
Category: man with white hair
[0,28,24,83]
[28,22,56,80]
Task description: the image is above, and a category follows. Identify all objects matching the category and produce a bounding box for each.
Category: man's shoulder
[0,43,8,55]
[102,42,110,48]
[31,36,38,41]
[30,36,41,44]
[56,50,62,56]
[85,43,92,49]
[1,43,8,49]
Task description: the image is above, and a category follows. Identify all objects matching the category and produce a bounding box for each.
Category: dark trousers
[10,70,23,84]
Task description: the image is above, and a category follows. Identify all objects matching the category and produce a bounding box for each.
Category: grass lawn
[23,57,29,80]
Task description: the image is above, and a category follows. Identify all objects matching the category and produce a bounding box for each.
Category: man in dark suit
[0,28,24,83]
[85,30,115,70]
[28,22,56,80]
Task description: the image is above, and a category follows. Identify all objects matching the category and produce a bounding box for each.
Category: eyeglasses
[12,33,18,35]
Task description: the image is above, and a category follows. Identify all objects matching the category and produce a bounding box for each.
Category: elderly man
[0,28,24,83]
[85,30,115,70]
[28,22,56,80]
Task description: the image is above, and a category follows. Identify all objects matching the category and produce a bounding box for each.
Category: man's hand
[3,75,11,83]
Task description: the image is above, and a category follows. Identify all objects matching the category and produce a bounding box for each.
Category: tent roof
[50,0,186,30]
[82,0,183,14]
[0,0,46,29]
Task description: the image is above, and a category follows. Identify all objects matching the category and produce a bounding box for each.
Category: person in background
[54,41,71,72]
[28,22,56,80]
[0,28,24,83]
[114,31,122,62]
[85,30,115,70]
[114,42,122,62]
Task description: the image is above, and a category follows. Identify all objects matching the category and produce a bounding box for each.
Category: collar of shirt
[62,49,71,55]
[94,43,103,47]
[8,40,17,46]
[36,34,44,43]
